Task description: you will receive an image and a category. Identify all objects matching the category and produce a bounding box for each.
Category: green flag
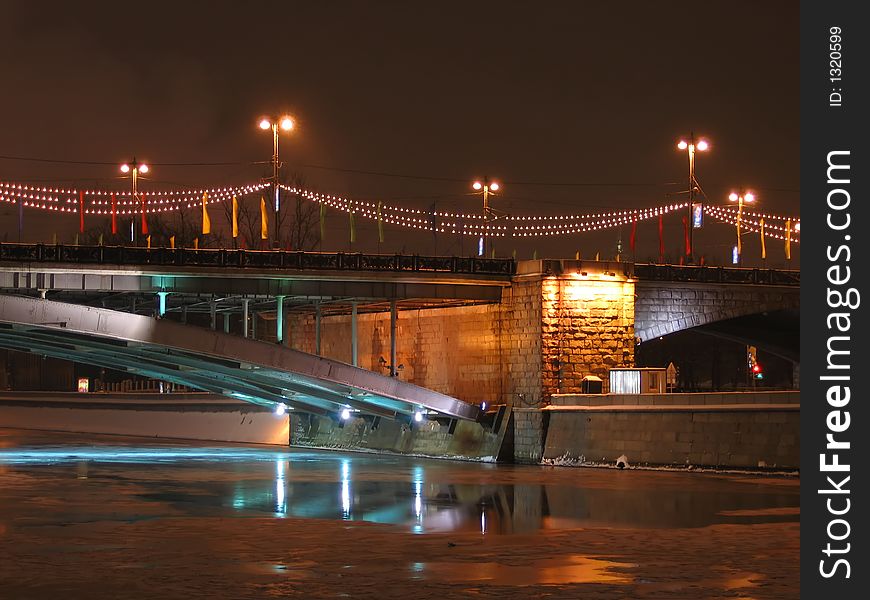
[349,211,356,244]
[320,203,326,242]
[377,201,384,243]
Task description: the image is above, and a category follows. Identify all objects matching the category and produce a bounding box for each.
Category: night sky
[0,1,799,265]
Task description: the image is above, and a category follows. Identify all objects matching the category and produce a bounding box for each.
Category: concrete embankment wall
[513,391,800,470]
[289,408,510,462]
[0,392,289,445]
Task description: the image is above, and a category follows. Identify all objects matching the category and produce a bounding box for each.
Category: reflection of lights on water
[275,459,286,514]
[0,448,298,464]
[481,510,486,534]
[412,465,424,534]
[341,459,351,519]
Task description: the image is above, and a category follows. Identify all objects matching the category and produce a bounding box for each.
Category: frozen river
[0,428,799,599]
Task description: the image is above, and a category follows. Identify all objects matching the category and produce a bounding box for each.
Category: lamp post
[728,190,756,264]
[676,134,709,262]
[471,177,500,256]
[120,159,149,245]
[258,115,295,247]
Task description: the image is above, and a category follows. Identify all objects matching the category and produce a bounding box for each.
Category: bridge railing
[633,263,800,286]
[0,243,517,276]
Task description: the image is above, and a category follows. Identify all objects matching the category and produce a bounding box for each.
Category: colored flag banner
[349,211,356,243]
[111,193,117,235]
[785,220,791,260]
[377,201,384,243]
[202,192,211,235]
[260,197,269,240]
[141,193,148,235]
[760,218,766,259]
[232,196,239,239]
[79,190,85,233]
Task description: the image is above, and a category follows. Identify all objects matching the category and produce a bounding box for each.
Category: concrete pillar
[351,301,358,366]
[315,301,322,356]
[181,304,188,324]
[276,295,285,345]
[242,299,250,338]
[223,313,230,334]
[252,311,258,340]
[390,300,397,377]
[131,297,137,315]
[209,300,217,330]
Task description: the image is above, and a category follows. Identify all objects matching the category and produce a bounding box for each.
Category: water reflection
[275,459,286,515]
[0,442,799,534]
[340,459,351,519]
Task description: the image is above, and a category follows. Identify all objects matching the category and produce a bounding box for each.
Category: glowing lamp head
[677,140,688,150]
[744,191,755,203]
[120,164,131,174]
[794,222,800,232]
[138,164,149,174]
[414,411,423,423]
[340,408,351,421]
[728,192,739,202]
[275,403,287,416]
[258,118,272,130]
[489,182,500,192]
[279,116,294,131]
[472,181,483,191]
[696,140,709,151]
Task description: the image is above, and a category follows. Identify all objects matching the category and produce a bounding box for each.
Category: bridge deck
[0,295,480,422]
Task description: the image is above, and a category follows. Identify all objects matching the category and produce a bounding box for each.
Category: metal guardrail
[633,263,800,286]
[0,243,517,276]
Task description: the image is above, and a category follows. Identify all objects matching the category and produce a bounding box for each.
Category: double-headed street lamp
[472,177,500,256]
[728,189,756,263]
[258,115,295,246]
[120,158,149,244]
[676,134,709,262]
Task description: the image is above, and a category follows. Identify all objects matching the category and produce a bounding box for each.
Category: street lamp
[258,114,295,247]
[471,177,500,256]
[120,158,149,244]
[728,190,756,263]
[676,133,710,262]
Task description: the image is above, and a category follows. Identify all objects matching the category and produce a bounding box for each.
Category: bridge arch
[633,282,800,342]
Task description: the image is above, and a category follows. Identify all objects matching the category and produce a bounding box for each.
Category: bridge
[0,244,799,410]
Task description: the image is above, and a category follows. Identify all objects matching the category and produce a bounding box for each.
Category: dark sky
[0,1,799,265]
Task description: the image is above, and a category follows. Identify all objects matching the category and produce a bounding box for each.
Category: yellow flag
[146,235,151,249]
[202,192,211,235]
[260,197,269,240]
[785,219,792,260]
[170,235,176,249]
[194,237,199,250]
[232,195,239,238]
[759,218,766,259]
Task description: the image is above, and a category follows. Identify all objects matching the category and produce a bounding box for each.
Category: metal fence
[0,243,517,276]
[633,263,800,286]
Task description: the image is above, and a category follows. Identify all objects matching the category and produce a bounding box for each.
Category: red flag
[630,220,637,253]
[79,190,85,233]
[141,193,148,235]
[679,255,685,266]
[682,216,691,256]
[658,214,664,262]
[111,193,117,234]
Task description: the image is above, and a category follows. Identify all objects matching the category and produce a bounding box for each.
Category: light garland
[2,178,801,240]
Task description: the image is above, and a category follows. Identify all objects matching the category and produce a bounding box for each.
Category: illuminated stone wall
[540,274,636,395]
[285,263,636,408]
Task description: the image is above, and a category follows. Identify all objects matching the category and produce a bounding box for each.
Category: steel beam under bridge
[0,295,480,422]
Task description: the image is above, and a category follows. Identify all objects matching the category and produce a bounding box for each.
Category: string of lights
[705,205,800,243]
[1,178,801,239]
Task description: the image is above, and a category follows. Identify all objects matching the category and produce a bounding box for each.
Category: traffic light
[752,363,764,380]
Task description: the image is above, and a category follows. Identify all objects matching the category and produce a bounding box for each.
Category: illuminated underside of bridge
[0,295,480,422]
